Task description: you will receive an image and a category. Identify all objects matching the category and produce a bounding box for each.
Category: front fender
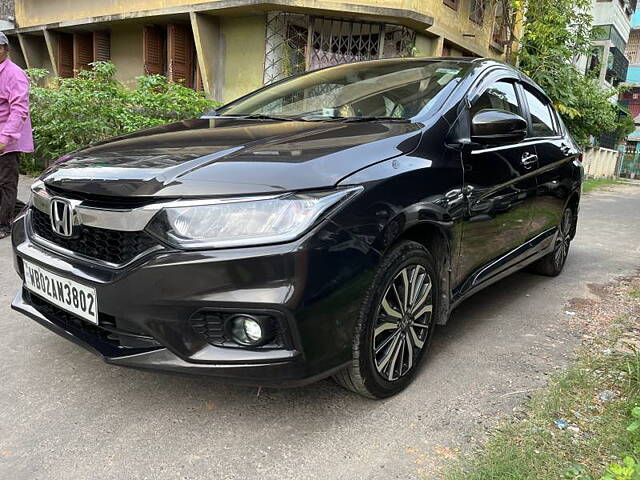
[338,155,464,256]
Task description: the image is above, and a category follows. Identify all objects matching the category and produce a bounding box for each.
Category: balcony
[608,46,630,85]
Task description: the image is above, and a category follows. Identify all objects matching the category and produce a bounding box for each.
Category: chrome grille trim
[26,210,165,270]
[30,180,283,232]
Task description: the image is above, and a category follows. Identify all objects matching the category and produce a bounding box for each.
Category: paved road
[1,179,639,480]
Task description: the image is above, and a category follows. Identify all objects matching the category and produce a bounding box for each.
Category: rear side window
[523,89,556,137]
[471,81,520,116]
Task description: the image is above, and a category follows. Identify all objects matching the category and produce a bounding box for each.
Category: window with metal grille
[469,0,486,24]
[263,12,416,85]
[491,1,510,51]
[309,18,382,70]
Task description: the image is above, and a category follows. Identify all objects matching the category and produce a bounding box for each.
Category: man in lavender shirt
[0,31,33,239]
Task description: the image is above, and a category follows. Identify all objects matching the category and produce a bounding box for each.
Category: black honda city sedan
[11,58,581,398]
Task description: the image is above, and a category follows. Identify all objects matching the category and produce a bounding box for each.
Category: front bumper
[12,288,351,386]
[11,211,376,386]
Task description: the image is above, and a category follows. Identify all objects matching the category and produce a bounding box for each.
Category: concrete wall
[220,15,266,103]
[582,146,620,178]
[13,0,507,59]
[110,23,144,87]
[9,0,519,102]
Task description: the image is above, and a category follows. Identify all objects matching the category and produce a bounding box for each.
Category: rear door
[519,85,577,240]
[454,77,539,290]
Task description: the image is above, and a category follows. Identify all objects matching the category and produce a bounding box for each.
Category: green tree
[516,0,633,146]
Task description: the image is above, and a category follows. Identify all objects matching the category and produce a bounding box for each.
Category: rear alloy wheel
[529,206,574,277]
[334,241,437,398]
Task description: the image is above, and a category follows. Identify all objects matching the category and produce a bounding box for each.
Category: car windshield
[215,60,471,120]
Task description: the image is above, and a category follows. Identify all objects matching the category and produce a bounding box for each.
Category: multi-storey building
[576,0,636,148]
[619,10,640,175]
[579,0,635,88]
[0,0,516,102]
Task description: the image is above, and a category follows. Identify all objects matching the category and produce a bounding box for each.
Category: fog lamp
[229,315,270,346]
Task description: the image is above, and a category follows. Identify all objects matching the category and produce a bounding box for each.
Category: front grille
[26,290,161,355]
[30,207,159,265]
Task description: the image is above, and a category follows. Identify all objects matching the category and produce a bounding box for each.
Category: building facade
[581,0,635,87]
[574,0,635,149]
[0,0,516,102]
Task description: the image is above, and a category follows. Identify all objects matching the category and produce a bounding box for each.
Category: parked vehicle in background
[11,58,582,398]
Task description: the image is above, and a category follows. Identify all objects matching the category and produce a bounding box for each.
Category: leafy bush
[24,61,220,173]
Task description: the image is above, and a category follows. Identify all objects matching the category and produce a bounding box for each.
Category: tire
[528,206,574,277]
[333,240,438,398]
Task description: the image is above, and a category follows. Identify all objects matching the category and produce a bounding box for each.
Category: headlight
[147,186,362,249]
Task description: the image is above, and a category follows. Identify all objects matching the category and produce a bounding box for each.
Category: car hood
[41,118,423,198]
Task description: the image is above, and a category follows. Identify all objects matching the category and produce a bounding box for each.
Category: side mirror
[471,109,527,145]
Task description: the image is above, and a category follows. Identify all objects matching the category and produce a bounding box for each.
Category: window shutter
[73,33,93,74]
[57,33,74,78]
[93,31,111,62]
[144,26,165,75]
[167,23,194,87]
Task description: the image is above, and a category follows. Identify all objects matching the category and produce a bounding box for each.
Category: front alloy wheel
[373,265,432,381]
[334,240,438,398]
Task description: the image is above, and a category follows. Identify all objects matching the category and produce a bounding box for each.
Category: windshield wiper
[239,114,296,121]
[338,116,410,123]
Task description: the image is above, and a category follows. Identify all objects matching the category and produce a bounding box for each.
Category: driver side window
[471,81,521,117]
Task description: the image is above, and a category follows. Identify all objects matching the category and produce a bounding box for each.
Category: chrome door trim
[470,138,562,155]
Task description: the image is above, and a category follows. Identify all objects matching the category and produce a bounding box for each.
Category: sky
[632,9,640,28]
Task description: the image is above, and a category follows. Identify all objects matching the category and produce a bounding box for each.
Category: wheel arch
[564,190,581,240]
[394,221,453,325]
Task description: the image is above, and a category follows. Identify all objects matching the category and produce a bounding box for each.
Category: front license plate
[23,260,98,325]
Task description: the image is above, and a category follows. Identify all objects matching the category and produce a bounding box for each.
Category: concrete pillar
[190,11,222,102]
[433,35,445,56]
[43,29,59,77]
[7,35,27,69]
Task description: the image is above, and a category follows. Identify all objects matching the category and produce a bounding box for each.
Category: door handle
[560,143,571,154]
[521,152,538,168]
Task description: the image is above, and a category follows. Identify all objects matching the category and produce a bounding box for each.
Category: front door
[454,79,538,291]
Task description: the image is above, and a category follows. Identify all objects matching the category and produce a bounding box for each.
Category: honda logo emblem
[50,198,75,237]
